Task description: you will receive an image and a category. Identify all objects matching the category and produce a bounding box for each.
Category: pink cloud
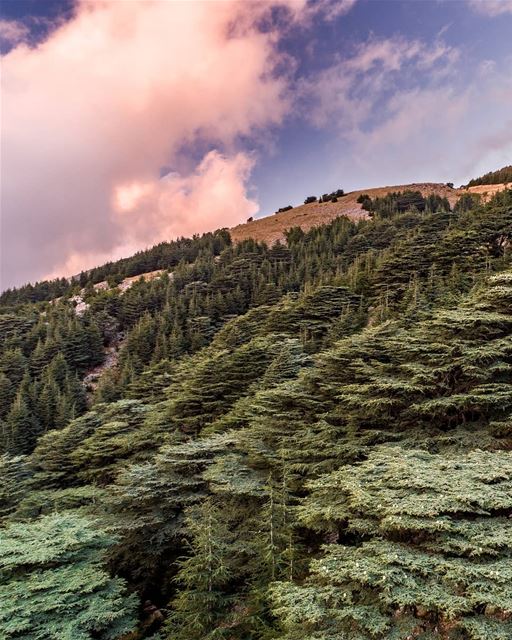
[468,0,512,16]
[42,150,259,281]
[112,150,259,249]
[1,0,309,288]
[0,19,30,47]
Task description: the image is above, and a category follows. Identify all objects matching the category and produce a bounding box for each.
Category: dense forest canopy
[1,186,512,639]
[466,165,512,187]
[0,231,231,307]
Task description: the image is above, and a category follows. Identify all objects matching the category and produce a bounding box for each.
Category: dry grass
[230,182,463,245]
[466,183,511,201]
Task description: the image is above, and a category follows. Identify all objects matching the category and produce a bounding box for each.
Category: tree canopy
[0,186,511,638]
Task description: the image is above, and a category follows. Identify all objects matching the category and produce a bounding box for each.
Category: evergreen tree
[0,185,511,639]
[0,348,26,387]
[3,392,37,454]
[0,454,31,520]
[0,373,14,420]
[271,447,512,640]
[0,512,137,639]
[166,499,236,640]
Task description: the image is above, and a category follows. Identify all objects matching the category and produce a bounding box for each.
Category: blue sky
[1,0,511,287]
[253,0,512,212]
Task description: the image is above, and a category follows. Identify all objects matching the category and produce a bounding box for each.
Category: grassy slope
[230,182,461,245]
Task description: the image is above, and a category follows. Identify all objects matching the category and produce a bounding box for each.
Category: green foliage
[272,447,512,640]
[0,186,511,638]
[0,307,104,453]
[467,165,512,187]
[0,230,232,306]
[454,191,481,212]
[0,512,137,639]
[320,189,344,203]
[0,454,31,520]
[359,189,450,218]
[166,499,238,640]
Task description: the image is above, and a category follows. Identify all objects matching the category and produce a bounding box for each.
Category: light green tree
[0,511,138,640]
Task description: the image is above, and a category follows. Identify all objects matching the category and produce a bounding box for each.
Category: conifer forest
[1,185,512,640]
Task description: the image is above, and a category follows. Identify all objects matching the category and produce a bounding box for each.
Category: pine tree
[0,512,138,639]
[166,498,236,640]
[46,351,70,387]
[94,367,122,404]
[36,376,59,432]
[65,371,88,415]
[0,454,31,520]
[3,392,37,454]
[0,348,27,387]
[0,373,14,420]
[271,447,512,640]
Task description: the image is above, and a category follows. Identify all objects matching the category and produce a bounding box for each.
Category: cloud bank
[1,0,309,288]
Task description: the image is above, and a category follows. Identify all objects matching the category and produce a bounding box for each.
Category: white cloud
[312,0,358,20]
[468,0,512,16]
[302,36,460,131]
[300,34,512,189]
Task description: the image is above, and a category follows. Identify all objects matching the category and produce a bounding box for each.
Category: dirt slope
[230,182,462,245]
[466,183,511,201]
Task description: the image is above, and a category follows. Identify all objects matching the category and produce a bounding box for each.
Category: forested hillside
[467,165,512,187]
[1,187,511,639]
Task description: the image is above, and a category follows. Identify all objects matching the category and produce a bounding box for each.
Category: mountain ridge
[3,178,511,299]
[230,181,461,245]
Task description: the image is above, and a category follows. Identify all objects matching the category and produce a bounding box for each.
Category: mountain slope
[0,182,511,640]
[467,182,512,200]
[467,164,512,187]
[231,181,460,245]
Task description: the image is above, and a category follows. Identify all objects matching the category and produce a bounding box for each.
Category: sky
[1,0,511,290]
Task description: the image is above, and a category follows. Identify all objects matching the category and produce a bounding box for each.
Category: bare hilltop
[230,181,507,245]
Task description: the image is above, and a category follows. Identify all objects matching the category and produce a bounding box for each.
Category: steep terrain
[1,178,512,640]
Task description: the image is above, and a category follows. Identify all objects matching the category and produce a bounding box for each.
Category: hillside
[467,164,512,187]
[467,181,512,200]
[0,182,512,640]
[231,181,460,244]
